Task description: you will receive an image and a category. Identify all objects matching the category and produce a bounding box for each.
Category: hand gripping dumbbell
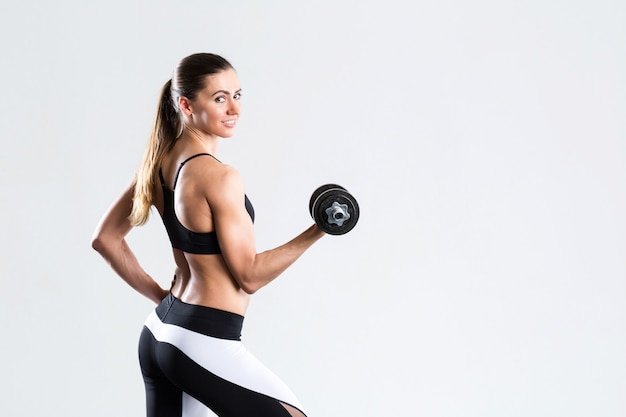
[309,184,360,235]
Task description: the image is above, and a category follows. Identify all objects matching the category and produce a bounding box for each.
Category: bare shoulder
[209,163,245,202]
[180,156,244,201]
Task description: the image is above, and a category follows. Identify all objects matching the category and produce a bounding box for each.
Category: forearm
[242,224,325,293]
[93,237,167,304]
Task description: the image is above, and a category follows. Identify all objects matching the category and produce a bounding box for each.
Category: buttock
[139,293,307,417]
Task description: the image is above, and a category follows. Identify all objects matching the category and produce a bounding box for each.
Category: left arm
[91,182,168,304]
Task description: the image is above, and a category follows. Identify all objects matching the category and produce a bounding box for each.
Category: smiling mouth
[223,120,237,127]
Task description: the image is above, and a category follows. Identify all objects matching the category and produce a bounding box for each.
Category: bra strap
[172,153,220,189]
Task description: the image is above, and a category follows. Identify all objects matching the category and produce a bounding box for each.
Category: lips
[223,119,237,127]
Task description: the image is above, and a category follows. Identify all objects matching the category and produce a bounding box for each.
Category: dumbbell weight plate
[309,183,346,216]
[310,184,359,235]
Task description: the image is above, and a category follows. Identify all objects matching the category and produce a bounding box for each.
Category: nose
[227,98,240,115]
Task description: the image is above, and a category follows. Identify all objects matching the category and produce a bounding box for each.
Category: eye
[215,96,226,103]
[234,92,242,100]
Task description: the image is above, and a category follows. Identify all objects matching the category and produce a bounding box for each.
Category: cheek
[211,106,226,119]
[199,107,222,124]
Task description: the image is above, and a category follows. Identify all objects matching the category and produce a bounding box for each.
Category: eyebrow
[211,88,242,97]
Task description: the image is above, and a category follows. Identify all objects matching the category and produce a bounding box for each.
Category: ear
[179,96,193,115]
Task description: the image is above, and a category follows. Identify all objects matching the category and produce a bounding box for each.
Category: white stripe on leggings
[144,311,303,410]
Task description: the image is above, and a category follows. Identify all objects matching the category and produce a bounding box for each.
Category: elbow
[235,273,263,295]
[228,258,264,294]
[91,235,104,254]
[238,280,261,295]
[91,233,112,256]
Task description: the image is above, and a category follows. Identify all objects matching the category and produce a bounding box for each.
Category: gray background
[1,1,625,416]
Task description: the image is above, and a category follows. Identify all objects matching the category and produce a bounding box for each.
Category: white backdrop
[1,1,625,416]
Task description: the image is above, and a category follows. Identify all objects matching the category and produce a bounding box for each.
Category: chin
[220,131,236,139]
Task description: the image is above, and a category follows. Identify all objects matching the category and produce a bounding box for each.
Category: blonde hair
[129,80,181,226]
[129,53,234,226]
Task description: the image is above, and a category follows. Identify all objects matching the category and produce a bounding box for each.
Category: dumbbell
[309,184,359,235]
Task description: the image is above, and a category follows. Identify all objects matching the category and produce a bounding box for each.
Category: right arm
[211,167,326,294]
[91,182,169,304]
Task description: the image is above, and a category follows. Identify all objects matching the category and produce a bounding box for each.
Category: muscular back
[154,144,254,315]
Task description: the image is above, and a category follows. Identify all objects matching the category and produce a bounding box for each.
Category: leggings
[138,293,307,417]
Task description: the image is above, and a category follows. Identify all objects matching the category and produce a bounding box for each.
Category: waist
[171,259,251,316]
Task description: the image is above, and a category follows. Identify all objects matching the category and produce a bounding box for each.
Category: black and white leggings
[138,293,307,417]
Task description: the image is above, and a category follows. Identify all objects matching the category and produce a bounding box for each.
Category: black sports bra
[159,153,255,255]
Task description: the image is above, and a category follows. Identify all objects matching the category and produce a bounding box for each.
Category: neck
[183,125,218,155]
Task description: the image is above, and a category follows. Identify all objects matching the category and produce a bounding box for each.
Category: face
[183,68,242,139]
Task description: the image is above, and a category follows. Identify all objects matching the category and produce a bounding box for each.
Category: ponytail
[129,79,182,226]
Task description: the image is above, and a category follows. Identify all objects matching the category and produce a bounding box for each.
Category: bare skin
[92,69,325,317]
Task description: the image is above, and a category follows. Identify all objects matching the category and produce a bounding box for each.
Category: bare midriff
[169,250,250,316]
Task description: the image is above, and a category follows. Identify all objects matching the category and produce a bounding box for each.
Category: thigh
[156,341,294,417]
[139,326,184,417]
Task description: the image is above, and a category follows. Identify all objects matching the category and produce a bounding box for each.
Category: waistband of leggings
[154,292,244,340]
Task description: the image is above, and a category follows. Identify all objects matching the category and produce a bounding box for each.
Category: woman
[92,53,324,417]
